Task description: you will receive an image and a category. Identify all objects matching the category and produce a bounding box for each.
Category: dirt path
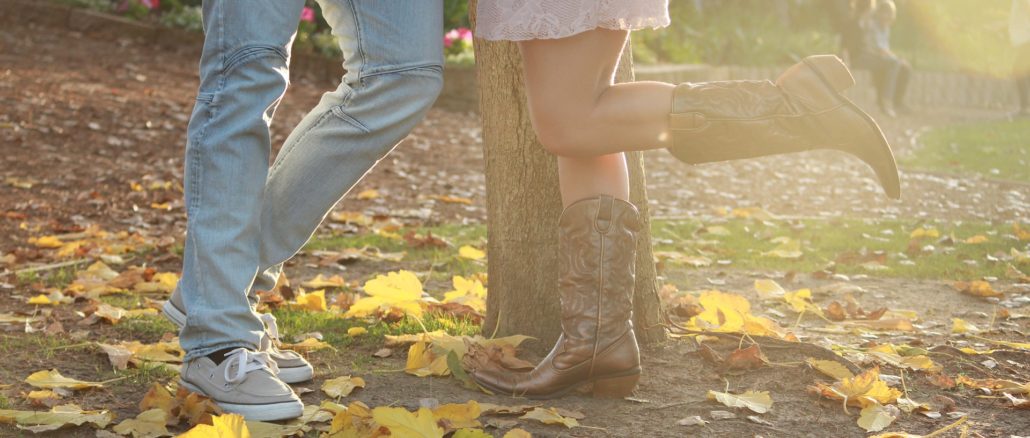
[2,13,1029,438]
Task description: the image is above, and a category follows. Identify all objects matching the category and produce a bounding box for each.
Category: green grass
[99,293,144,309]
[0,334,92,361]
[306,223,487,288]
[270,308,481,349]
[114,361,178,387]
[903,119,1030,183]
[653,218,1028,281]
[115,316,178,341]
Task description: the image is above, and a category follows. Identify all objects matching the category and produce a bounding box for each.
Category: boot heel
[591,373,639,398]
[803,55,855,93]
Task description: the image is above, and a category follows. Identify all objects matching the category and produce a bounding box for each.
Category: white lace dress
[476,0,670,41]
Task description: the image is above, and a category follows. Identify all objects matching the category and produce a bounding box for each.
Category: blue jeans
[178,0,443,361]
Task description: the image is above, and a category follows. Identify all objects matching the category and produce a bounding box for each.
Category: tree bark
[471,3,667,351]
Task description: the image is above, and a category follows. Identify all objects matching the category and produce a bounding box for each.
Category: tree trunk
[471,3,667,351]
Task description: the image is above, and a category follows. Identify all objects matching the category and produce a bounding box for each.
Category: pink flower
[457,27,473,42]
[301,6,316,23]
[140,0,159,9]
[444,28,460,48]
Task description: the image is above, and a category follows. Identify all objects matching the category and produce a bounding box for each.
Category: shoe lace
[259,313,281,343]
[223,348,278,385]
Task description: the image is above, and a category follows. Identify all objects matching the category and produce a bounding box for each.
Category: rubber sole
[179,379,303,422]
[162,301,315,384]
[473,368,641,400]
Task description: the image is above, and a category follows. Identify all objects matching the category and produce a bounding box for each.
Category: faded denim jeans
[178,0,443,361]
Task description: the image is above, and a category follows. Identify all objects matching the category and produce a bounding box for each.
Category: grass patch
[115,316,178,341]
[902,119,1030,182]
[114,362,178,387]
[271,308,481,349]
[306,223,487,289]
[653,217,1028,281]
[0,334,92,361]
[99,293,144,309]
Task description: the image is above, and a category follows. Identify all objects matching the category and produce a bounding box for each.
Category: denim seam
[345,0,366,81]
[329,105,371,133]
[360,63,444,79]
[268,111,333,175]
[221,45,290,76]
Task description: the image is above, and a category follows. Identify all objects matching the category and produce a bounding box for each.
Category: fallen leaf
[432,400,481,431]
[0,404,114,433]
[347,327,367,337]
[346,270,425,318]
[292,290,328,312]
[754,279,786,300]
[178,413,250,437]
[458,245,485,261]
[706,390,773,413]
[857,404,896,432]
[112,408,170,438]
[372,406,444,438]
[677,415,708,426]
[520,407,579,428]
[951,318,979,334]
[321,376,365,398]
[953,281,1003,298]
[813,367,901,409]
[357,189,379,200]
[24,370,103,390]
[301,274,346,290]
[806,358,855,380]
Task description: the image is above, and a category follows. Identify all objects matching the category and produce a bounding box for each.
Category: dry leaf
[458,245,485,261]
[857,404,896,432]
[520,407,579,428]
[372,406,444,438]
[178,413,250,437]
[112,408,171,438]
[321,376,365,398]
[706,390,773,413]
[24,369,103,390]
[0,404,114,433]
[806,358,855,380]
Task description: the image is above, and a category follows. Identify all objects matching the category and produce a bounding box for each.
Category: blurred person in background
[1012,0,1030,117]
[855,0,912,117]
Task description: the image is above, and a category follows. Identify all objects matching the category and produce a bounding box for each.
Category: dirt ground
[2,13,1030,438]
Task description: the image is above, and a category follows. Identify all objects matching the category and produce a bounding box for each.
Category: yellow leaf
[432,401,482,431]
[814,367,901,408]
[754,279,786,300]
[520,407,579,428]
[139,383,177,422]
[112,408,170,438]
[806,358,855,380]
[301,274,346,289]
[29,235,63,248]
[321,376,365,398]
[442,275,487,313]
[1015,222,1030,241]
[783,288,824,317]
[372,406,444,438]
[405,342,442,377]
[150,202,172,211]
[27,294,53,305]
[293,290,328,312]
[134,273,179,294]
[452,429,492,438]
[909,227,939,239]
[357,189,379,200]
[24,370,103,390]
[330,211,372,226]
[762,237,802,259]
[964,235,988,244]
[280,337,332,352]
[951,318,979,334]
[458,245,486,261]
[857,404,895,433]
[346,270,425,318]
[0,404,114,433]
[706,390,773,414]
[179,413,251,438]
[347,327,367,337]
[953,281,1003,298]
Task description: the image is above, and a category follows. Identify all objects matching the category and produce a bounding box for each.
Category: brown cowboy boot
[668,54,901,199]
[469,196,641,399]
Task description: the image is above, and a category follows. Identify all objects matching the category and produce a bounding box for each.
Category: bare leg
[518,29,671,206]
[518,29,675,159]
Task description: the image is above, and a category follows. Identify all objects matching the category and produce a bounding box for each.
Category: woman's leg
[518,29,675,160]
[518,29,669,206]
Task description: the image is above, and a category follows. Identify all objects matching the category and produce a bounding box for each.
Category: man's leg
[253,0,444,279]
[178,0,304,362]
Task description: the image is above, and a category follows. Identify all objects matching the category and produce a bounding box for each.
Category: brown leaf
[825,301,847,321]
